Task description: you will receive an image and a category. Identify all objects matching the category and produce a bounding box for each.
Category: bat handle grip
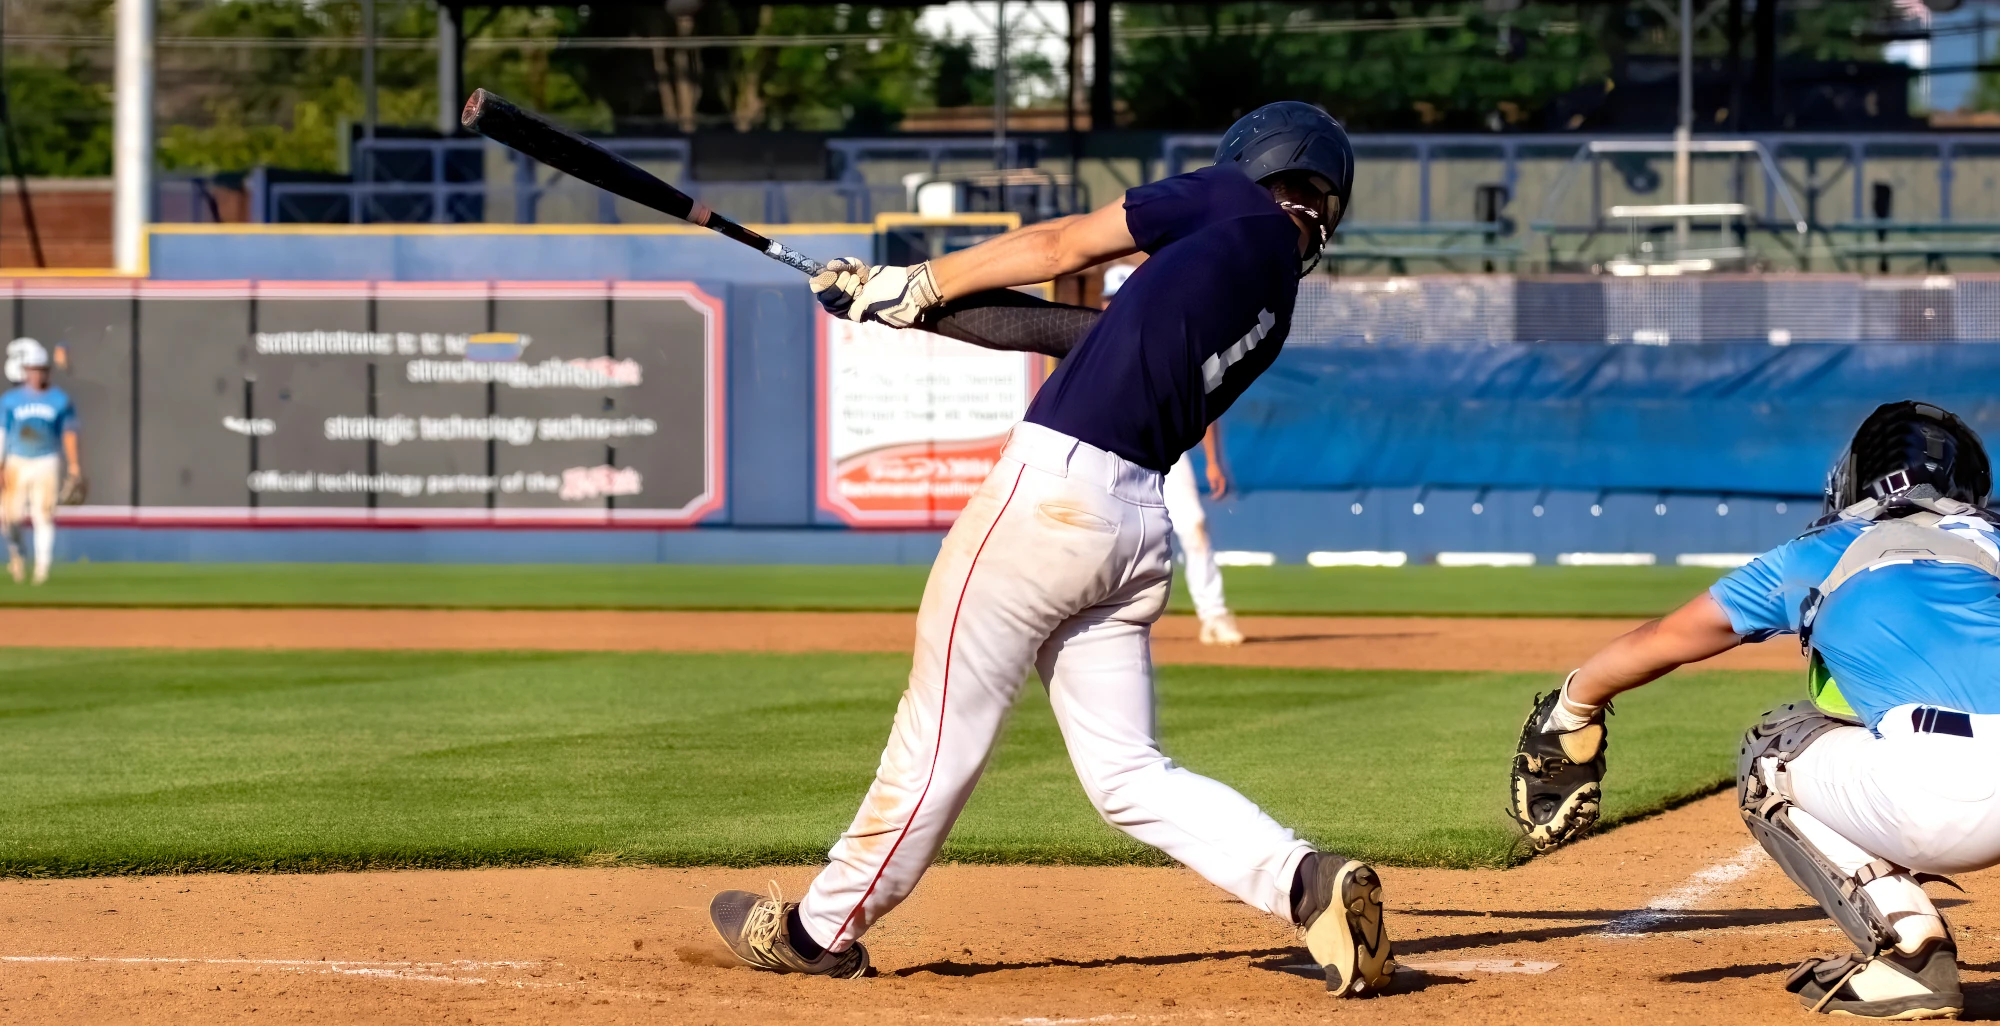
[763,241,825,277]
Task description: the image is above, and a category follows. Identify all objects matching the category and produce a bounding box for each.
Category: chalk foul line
[0,955,688,996]
[1279,958,1558,976]
[1602,843,1771,936]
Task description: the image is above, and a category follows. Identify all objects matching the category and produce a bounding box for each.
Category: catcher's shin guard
[1786,938,1963,1019]
[1738,704,1898,956]
[1509,689,1609,853]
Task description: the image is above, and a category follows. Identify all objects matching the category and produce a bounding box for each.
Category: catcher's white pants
[1762,705,2000,948]
[2,454,57,577]
[1163,453,1229,622]
[797,422,1313,952]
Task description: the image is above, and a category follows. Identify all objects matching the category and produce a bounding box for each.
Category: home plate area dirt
[5,793,1994,1026]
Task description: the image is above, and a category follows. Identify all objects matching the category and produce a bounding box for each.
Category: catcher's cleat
[1198,612,1245,646]
[709,886,870,979]
[1509,688,1609,853]
[1786,938,1962,1019]
[1294,855,1394,997]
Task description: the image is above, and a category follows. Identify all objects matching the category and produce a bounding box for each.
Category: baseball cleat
[1786,938,1962,1019]
[709,886,869,979]
[1295,855,1393,996]
[1198,612,1245,646]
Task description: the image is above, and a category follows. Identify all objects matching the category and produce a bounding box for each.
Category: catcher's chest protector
[1801,497,2000,720]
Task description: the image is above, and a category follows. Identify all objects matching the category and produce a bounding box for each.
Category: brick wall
[0,179,111,269]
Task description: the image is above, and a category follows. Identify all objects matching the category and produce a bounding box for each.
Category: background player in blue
[1,338,81,585]
[705,102,1394,996]
[1509,400,2000,1019]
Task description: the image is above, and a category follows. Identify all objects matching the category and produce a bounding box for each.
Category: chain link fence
[1293,274,1997,344]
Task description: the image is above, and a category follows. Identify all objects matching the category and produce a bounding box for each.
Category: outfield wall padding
[1227,342,2000,498]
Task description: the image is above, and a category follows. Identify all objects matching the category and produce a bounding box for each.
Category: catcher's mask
[1824,400,1992,513]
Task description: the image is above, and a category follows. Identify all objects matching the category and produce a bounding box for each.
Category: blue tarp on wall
[1224,342,2000,497]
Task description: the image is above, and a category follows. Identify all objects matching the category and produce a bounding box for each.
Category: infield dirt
[0,607,1805,672]
[0,609,1895,1025]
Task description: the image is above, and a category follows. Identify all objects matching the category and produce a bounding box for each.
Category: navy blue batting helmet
[1214,102,1354,229]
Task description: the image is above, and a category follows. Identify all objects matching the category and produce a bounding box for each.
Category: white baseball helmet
[1102,264,1135,298]
[3,337,46,383]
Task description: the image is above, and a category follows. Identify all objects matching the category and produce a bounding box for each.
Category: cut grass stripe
[3,563,1728,617]
[0,649,1797,875]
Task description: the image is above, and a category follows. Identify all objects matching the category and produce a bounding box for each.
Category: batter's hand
[847,262,943,329]
[809,257,871,318]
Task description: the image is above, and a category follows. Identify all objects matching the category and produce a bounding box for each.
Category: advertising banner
[816,313,1042,527]
[19,280,724,527]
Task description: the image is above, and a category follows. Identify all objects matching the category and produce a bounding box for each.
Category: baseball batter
[1102,264,1245,646]
[1511,400,2000,1019]
[706,103,1392,994]
[1,339,80,585]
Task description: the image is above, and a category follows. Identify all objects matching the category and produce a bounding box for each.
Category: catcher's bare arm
[1567,593,1743,705]
[1509,592,1743,853]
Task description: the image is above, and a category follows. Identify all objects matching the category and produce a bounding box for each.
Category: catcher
[1,338,83,585]
[1511,400,2000,1019]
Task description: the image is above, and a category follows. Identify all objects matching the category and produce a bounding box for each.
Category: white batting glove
[810,257,871,318]
[847,261,942,329]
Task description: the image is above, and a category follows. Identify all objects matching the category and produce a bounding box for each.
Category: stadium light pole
[437,2,460,136]
[994,0,1009,169]
[113,0,155,275]
[1675,0,1693,251]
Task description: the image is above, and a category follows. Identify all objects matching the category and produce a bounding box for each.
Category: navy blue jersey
[1023,165,1300,472]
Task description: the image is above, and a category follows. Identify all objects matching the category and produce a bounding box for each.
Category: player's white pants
[1,454,57,577]
[798,423,1313,953]
[1764,704,2000,946]
[1162,453,1229,622]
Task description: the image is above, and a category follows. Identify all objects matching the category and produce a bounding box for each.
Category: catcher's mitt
[58,472,87,506]
[1509,688,1610,854]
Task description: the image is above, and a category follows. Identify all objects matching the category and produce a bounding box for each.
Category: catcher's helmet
[1824,400,1992,512]
[1214,101,1354,231]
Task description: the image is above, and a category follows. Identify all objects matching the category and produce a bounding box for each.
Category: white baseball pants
[1762,705,2000,948]
[797,422,1314,952]
[1163,453,1229,622]
[2,454,57,577]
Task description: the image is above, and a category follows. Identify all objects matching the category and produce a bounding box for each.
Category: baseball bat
[460,88,825,276]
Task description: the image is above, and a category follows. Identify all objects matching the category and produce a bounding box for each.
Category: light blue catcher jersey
[1710,513,2000,728]
[1,385,77,459]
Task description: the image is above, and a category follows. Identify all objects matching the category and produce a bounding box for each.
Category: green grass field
[6,563,1727,617]
[0,647,1798,876]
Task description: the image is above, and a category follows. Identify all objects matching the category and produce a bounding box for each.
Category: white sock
[1545,670,1602,732]
[31,517,51,578]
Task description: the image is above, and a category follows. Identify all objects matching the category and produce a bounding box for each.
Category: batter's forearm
[1568,593,1743,706]
[928,202,1138,301]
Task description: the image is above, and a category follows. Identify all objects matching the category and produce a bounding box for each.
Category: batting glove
[810,257,871,318]
[847,262,943,329]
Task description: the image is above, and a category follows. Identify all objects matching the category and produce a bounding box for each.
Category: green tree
[5,58,113,176]
[1115,0,1891,131]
